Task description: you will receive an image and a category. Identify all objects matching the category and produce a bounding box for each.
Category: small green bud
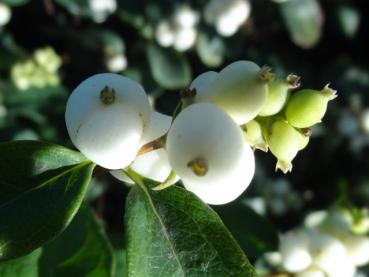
[285,84,337,128]
[266,120,301,173]
[241,120,268,152]
[259,74,300,117]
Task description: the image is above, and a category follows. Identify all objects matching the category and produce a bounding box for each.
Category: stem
[152,171,177,191]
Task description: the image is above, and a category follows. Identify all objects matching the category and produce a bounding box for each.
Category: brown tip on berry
[180,87,197,99]
[259,66,275,83]
[100,86,116,105]
[187,157,208,176]
[286,74,301,89]
[300,128,312,137]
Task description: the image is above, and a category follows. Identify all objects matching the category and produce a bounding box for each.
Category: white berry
[197,61,269,125]
[65,73,150,169]
[166,103,254,204]
[279,229,312,272]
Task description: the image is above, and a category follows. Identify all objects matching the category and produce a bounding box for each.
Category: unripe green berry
[267,120,301,173]
[242,120,268,152]
[297,128,311,151]
[285,84,337,128]
[195,61,272,125]
[259,74,300,117]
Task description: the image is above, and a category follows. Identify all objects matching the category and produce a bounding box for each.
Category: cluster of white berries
[154,0,252,51]
[155,5,199,52]
[0,3,11,28]
[265,209,369,277]
[204,0,251,37]
[65,60,334,204]
[66,61,270,204]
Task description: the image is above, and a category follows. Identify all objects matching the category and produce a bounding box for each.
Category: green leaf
[110,233,128,277]
[0,141,95,261]
[0,249,41,277]
[125,171,256,277]
[196,31,225,68]
[336,5,361,39]
[0,0,29,7]
[214,203,279,260]
[279,0,323,49]
[39,205,114,277]
[146,44,192,90]
[54,0,90,17]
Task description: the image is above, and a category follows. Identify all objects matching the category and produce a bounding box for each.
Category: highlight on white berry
[65,73,150,169]
[166,102,255,204]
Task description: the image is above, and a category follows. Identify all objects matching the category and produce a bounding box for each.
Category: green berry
[242,120,268,152]
[267,120,301,173]
[259,74,300,117]
[297,128,311,150]
[285,84,337,128]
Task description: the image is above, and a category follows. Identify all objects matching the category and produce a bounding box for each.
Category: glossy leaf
[214,203,279,260]
[0,0,29,7]
[196,31,225,68]
[279,0,323,49]
[0,249,41,277]
[146,44,192,89]
[39,205,114,277]
[0,141,95,260]
[125,171,256,277]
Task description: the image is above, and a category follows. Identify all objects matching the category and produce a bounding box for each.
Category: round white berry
[155,20,176,47]
[183,142,254,204]
[190,71,218,101]
[279,229,312,272]
[173,27,197,51]
[65,73,150,169]
[0,4,11,27]
[308,231,348,274]
[140,111,172,147]
[198,61,268,125]
[173,5,199,29]
[166,103,254,204]
[111,148,179,184]
[342,234,369,266]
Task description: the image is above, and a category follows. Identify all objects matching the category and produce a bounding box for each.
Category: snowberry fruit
[197,61,272,125]
[111,111,174,184]
[308,232,348,274]
[65,73,150,169]
[166,103,255,205]
[241,120,268,151]
[266,120,301,173]
[190,71,218,101]
[139,111,172,147]
[279,229,312,273]
[111,148,179,184]
[285,84,337,128]
[259,74,300,117]
[341,234,369,266]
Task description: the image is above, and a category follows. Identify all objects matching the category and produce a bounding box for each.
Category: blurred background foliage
[0,0,369,275]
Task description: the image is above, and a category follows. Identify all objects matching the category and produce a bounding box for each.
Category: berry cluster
[65,60,335,204]
[266,209,369,277]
